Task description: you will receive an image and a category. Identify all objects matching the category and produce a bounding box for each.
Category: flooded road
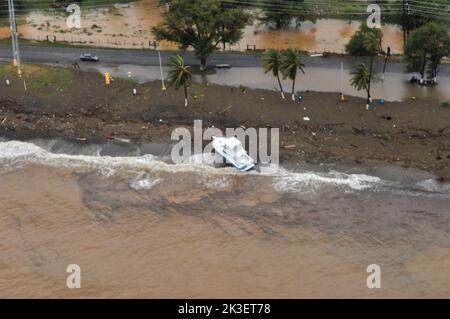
[0,0,404,53]
[94,63,450,102]
[0,138,449,298]
[1,0,449,299]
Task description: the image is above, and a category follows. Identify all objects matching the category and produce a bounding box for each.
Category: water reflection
[94,64,450,102]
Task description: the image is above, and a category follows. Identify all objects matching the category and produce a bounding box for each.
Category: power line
[0,0,448,21]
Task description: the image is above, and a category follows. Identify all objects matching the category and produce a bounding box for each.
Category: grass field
[0,62,74,95]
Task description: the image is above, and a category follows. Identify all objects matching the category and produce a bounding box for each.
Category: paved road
[0,44,262,67]
[1,44,450,76]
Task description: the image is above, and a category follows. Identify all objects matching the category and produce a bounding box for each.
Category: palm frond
[167,54,192,90]
[350,62,370,91]
[280,48,305,80]
[262,49,282,77]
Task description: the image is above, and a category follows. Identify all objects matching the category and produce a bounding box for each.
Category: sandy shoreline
[1,65,449,179]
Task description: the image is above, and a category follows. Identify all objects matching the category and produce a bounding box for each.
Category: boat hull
[212,137,255,172]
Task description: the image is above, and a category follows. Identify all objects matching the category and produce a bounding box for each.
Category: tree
[256,1,316,29]
[262,49,285,99]
[345,24,383,56]
[382,0,447,48]
[405,22,450,84]
[363,31,382,107]
[350,62,371,110]
[341,5,358,24]
[167,55,192,107]
[346,24,382,109]
[152,0,251,71]
[280,48,305,101]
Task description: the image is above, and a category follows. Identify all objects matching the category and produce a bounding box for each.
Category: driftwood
[438,125,450,134]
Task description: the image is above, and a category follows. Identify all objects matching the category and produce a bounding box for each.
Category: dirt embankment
[1,65,449,179]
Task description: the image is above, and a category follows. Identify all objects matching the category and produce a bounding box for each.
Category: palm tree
[362,31,382,109]
[263,49,285,99]
[167,54,192,107]
[350,62,371,110]
[280,48,305,101]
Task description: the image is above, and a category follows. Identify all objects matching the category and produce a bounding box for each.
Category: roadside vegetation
[262,48,305,101]
[350,63,371,110]
[345,20,449,108]
[2,0,449,107]
[167,54,192,107]
[346,25,382,110]
[280,48,305,101]
[405,22,450,84]
[262,49,285,99]
[0,63,73,95]
[153,0,251,71]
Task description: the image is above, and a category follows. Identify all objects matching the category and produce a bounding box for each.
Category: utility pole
[158,51,166,91]
[402,0,410,49]
[382,46,391,80]
[406,1,410,45]
[402,0,406,49]
[7,0,21,75]
[221,0,226,51]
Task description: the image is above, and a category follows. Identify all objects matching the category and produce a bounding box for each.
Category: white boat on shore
[212,136,255,172]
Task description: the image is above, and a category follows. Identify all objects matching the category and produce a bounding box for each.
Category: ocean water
[0,138,449,298]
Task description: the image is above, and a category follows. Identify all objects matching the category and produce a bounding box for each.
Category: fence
[0,32,269,53]
[0,32,162,50]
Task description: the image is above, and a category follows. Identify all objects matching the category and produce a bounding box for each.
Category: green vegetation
[381,0,449,45]
[152,0,251,71]
[350,62,371,110]
[189,83,205,100]
[0,63,73,95]
[262,47,306,101]
[405,22,450,83]
[11,0,129,10]
[0,0,132,18]
[226,0,449,33]
[251,0,316,29]
[280,48,305,101]
[346,24,382,109]
[167,55,192,107]
[345,24,383,56]
[262,49,285,99]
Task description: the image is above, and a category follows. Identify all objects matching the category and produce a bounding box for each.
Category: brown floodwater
[92,64,450,102]
[0,139,449,298]
[0,0,404,53]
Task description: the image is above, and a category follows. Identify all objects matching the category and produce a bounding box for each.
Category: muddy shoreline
[1,66,449,180]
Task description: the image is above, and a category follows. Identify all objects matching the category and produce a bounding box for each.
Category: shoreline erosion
[1,64,449,180]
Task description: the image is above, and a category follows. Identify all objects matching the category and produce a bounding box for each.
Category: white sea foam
[130,173,161,190]
[0,140,242,175]
[272,169,382,193]
[199,175,231,189]
[416,179,450,194]
[0,141,385,193]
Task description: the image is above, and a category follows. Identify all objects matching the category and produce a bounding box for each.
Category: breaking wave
[272,169,382,193]
[1,140,447,196]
